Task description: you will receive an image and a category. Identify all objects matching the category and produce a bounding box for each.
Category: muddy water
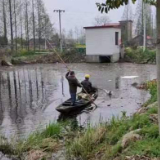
[0,63,156,138]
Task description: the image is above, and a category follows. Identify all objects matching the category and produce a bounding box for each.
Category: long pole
[46,39,97,107]
[53,10,65,52]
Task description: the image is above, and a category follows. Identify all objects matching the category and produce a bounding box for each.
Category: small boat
[56,88,98,114]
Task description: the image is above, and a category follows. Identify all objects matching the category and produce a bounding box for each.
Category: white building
[84,24,121,63]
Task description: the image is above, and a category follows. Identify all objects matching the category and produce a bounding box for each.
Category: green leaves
[96,0,130,13]
[97,0,156,13]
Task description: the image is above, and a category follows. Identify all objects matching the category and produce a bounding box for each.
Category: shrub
[125,47,156,63]
[13,49,47,57]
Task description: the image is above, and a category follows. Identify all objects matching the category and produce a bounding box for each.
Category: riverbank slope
[0,80,159,160]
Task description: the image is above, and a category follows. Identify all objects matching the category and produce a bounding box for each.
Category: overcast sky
[44,0,156,35]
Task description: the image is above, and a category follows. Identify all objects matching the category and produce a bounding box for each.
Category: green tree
[96,0,160,133]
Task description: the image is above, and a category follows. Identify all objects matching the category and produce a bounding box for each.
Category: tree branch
[96,0,156,13]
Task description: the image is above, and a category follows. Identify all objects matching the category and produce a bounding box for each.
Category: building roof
[84,23,121,29]
[147,36,152,40]
[132,35,153,40]
[119,20,133,23]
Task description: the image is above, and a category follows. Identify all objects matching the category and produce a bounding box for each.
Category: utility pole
[53,9,65,52]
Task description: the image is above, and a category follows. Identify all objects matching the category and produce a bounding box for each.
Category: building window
[115,32,119,45]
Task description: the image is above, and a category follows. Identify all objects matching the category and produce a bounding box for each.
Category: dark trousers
[70,93,76,105]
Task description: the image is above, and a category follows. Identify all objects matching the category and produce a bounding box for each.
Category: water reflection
[0,67,60,138]
[115,77,120,89]
[0,63,156,138]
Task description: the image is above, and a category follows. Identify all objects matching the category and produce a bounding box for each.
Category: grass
[66,80,159,160]
[66,106,159,160]
[13,49,48,58]
[0,106,159,160]
[124,138,160,157]
[66,125,107,160]
[41,123,62,138]
[0,80,158,160]
[143,79,157,107]
[9,123,63,159]
[125,47,156,64]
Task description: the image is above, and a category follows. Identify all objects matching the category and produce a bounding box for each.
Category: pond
[0,63,156,139]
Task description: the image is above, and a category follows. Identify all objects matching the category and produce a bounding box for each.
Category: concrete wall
[86,55,100,62]
[86,53,120,63]
[85,28,121,57]
[120,45,125,59]
[119,20,133,43]
[111,53,120,62]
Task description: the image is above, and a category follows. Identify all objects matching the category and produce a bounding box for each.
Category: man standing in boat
[65,71,81,106]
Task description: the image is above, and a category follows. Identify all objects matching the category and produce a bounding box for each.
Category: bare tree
[93,15,111,26]
[67,29,74,39]
[20,0,23,48]
[32,0,36,51]
[74,26,79,43]
[0,0,54,51]
[79,28,85,44]
[44,15,54,40]
[25,0,29,51]
[14,0,17,51]
[2,0,7,44]
[9,0,14,51]
[37,0,41,50]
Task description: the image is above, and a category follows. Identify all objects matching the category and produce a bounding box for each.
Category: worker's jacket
[65,72,81,93]
[81,79,92,94]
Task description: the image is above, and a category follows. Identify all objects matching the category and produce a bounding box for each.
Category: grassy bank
[0,81,159,160]
[124,47,156,64]
[0,123,63,159]
[11,48,85,65]
[66,81,159,160]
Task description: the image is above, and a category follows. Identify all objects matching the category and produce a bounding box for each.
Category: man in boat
[77,74,94,100]
[81,74,93,94]
[65,71,81,106]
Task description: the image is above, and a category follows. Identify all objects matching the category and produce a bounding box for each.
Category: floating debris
[121,76,139,79]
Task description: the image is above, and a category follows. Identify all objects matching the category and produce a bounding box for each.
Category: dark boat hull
[56,89,98,114]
